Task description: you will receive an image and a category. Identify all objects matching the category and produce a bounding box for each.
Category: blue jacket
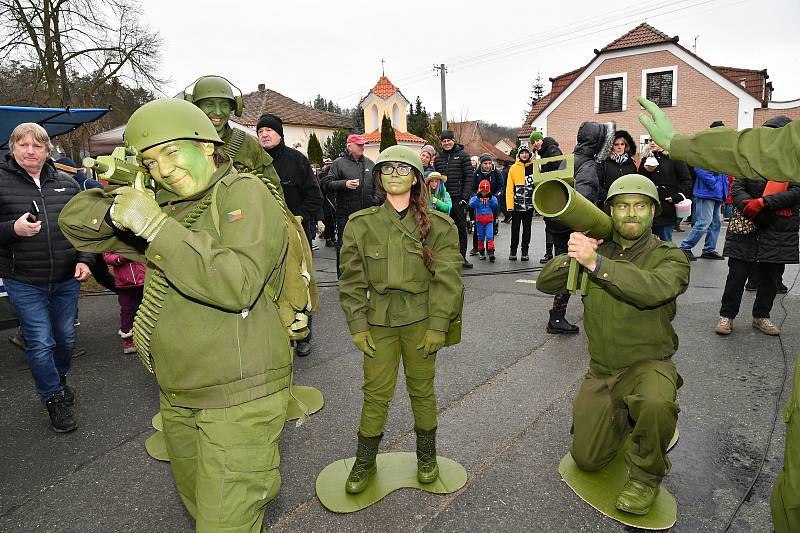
[469,194,498,217]
[691,166,728,202]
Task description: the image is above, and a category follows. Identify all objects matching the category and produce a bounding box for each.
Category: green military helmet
[605,173,661,215]
[374,145,424,177]
[185,75,244,117]
[125,98,223,153]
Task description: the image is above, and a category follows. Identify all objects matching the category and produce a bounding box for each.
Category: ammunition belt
[132,197,214,373]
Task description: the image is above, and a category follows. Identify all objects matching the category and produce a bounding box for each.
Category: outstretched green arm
[638,96,800,182]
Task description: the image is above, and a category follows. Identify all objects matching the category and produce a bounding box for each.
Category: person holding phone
[0,123,93,433]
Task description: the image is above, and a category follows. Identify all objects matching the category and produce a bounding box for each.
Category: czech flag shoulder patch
[227,209,243,222]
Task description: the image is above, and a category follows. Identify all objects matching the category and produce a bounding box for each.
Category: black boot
[521,248,530,262]
[415,427,439,484]
[59,373,74,407]
[479,249,486,260]
[45,395,77,433]
[488,249,495,263]
[345,433,382,494]
[547,308,579,334]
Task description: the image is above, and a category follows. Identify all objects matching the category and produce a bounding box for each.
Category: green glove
[637,97,676,151]
[351,331,376,357]
[416,329,446,356]
[110,186,167,242]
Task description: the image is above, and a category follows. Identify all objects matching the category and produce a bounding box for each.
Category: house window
[646,71,674,107]
[594,73,627,113]
[641,66,677,107]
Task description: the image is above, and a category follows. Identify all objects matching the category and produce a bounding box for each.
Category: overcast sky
[140,0,799,128]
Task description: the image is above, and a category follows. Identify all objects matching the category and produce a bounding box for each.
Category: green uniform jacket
[671,120,800,183]
[537,232,690,375]
[339,202,463,335]
[58,160,292,408]
[221,125,284,197]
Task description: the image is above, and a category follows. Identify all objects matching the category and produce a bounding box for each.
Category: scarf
[611,152,629,165]
[762,181,792,216]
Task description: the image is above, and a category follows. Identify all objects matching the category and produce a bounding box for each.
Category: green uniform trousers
[359,319,437,437]
[772,355,800,533]
[160,388,289,533]
[571,359,681,488]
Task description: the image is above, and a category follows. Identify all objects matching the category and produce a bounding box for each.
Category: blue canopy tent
[0,105,111,150]
[0,105,110,330]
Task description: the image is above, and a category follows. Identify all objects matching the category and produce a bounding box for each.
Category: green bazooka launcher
[532,162,613,296]
[83,146,154,190]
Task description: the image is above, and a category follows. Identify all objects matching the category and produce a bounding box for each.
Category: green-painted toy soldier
[639,95,800,533]
[186,75,283,197]
[537,174,690,515]
[59,98,291,533]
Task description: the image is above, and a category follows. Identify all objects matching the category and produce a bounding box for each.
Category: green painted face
[141,139,216,197]
[609,193,655,242]
[380,163,417,196]
[196,97,232,133]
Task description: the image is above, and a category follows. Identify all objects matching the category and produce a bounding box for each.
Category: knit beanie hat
[256,113,284,137]
[420,144,436,157]
[529,131,544,142]
[479,153,493,164]
[440,129,455,141]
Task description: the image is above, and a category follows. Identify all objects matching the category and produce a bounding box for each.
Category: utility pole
[434,63,448,130]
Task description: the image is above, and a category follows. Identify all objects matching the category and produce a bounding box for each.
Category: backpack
[210,173,319,340]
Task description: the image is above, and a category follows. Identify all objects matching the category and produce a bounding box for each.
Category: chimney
[258,83,265,92]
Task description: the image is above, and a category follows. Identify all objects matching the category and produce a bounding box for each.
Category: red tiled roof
[518,23,770,136]
[370,76,399,99]
[363,128,426,144]
[601,23,674,52]
[235,87,352,130]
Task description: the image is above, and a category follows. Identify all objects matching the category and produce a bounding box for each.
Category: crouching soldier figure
[537,174,690,515]
[59,98,291,533]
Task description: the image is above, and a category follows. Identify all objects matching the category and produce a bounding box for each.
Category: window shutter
[598,77,623,113]
[647,71,674,107]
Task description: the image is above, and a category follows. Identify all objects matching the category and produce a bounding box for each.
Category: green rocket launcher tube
[533,178,613,294]
[83,146,152,188]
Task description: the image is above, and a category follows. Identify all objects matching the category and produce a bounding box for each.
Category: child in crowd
[469,179,499,262]
[102,253,145,354]
[425,171,452,214]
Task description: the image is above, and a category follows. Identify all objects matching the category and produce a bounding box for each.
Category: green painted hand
[416,329,446,356]
[637,97,676,151]
[351,331,376,357]
[110,185,167,241]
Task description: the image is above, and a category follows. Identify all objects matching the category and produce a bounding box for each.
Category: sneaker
[521,255,530,262]
[681,249,697,262]
[509,254,517,261]
[122,336,136,354]
[714,316,732,335]
[752,317,780,336]
[45,395,77,433]
[745,283,757,292]
[311,243,320,251]
[539,252,553,264]
[59,374,75,407]
[462,260,473,269]
[700,251,724,260]
[777,283,789,294]
[469,248,478,256]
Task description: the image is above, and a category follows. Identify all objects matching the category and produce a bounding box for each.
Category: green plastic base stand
[144,430,169,462]
[151,412,162,431]
[559,430,679,530]
[316,452,467,513]
[286,385,324,422]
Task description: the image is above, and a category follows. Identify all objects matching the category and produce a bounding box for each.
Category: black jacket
[321,152,379,216]
[599,157,638,203]
[471,168,504,197]
[573,122,614,205]
[638,149,692,226]
[538,137,572,235]
[0,155,93,284]
[723,178,800,264]
[433,143,472,201]
[266,141,323,221]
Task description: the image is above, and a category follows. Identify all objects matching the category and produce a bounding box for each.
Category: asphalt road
[1,218,796,532]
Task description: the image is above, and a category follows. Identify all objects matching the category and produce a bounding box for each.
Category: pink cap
[346,134,366,145]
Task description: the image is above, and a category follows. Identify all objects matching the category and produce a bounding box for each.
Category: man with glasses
[320,134,379,274]
[434,130,474,269]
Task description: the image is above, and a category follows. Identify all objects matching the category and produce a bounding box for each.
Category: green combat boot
[415,427,439,484]
[615,479,659,515]
[345,433,382,494]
